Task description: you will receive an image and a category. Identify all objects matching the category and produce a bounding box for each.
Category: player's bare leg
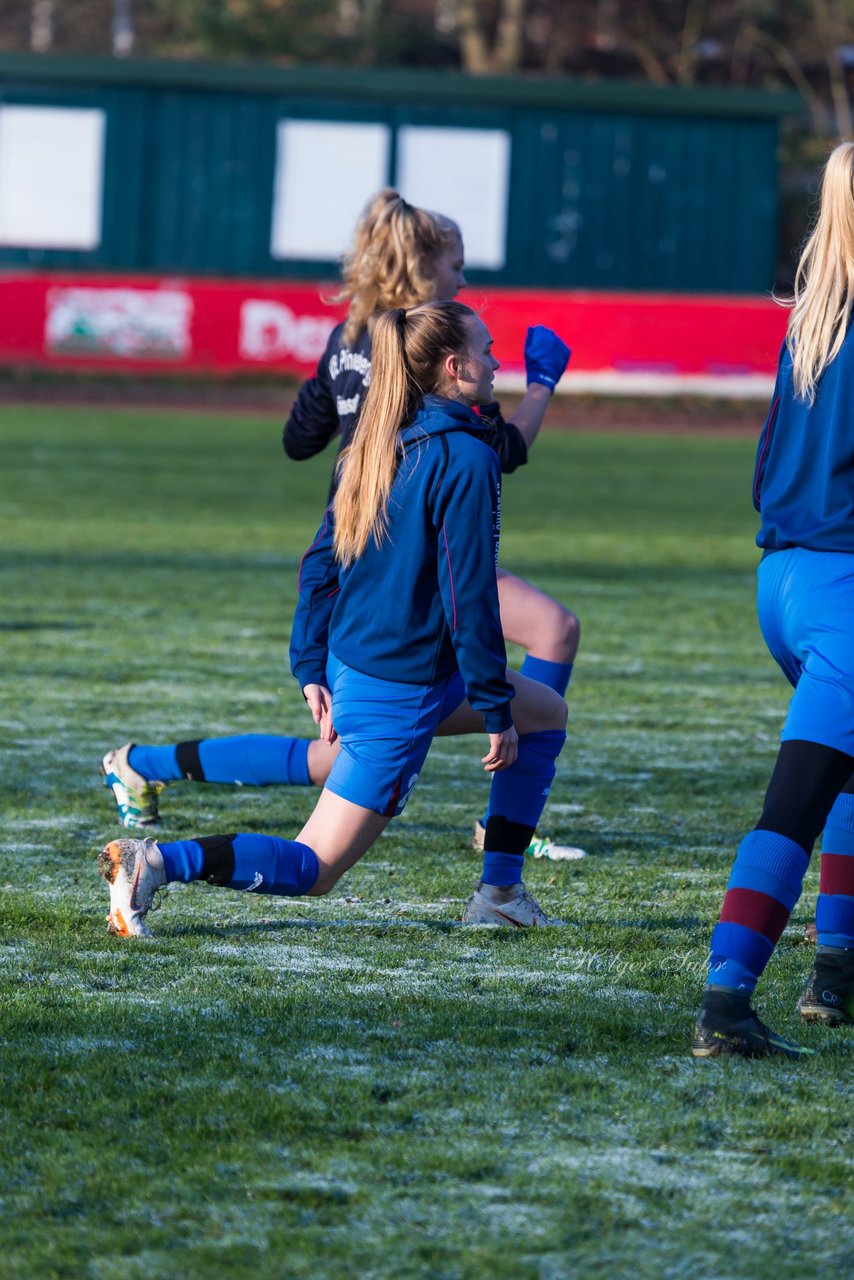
[306,738,340,786]
[298,790,392,895]
[435,668,567,738]
[497,568,580,664]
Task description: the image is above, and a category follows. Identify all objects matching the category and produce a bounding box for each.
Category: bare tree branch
[675,0,707,86]
[454,0,491,73]
[622,32,670,84]
[748,22,829,134]
[30,0,53,51]
[811,0,853,138]
[494,0,526,73]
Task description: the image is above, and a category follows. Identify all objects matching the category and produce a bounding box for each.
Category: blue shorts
[323,654,467,816]
[757,547,854,757]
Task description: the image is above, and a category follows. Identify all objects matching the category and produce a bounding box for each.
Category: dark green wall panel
[0,59,788,292]
[512,111,777,292]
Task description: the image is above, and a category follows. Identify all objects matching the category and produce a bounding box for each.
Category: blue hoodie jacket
[289,395,515,733]
[282,322,528,497]
[754,331,854,552]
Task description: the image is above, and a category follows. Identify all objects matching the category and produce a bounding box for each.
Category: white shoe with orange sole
[98,837,166,938]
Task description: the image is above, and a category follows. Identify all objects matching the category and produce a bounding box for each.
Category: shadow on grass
[163,915,501,939]
[0,620,92,631]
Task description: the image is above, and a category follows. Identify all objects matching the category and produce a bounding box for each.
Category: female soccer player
[691,142,854,1059]
[100,301,568,935]
[103,191,583,858]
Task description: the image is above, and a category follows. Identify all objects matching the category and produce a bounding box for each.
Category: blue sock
[481,851,525,886]
[130,736,312,787]
[482,729,566,884]
[129,743,181,781]
[480,666,571,827]
[817,792,854,948]
[158,838,205,881]
[708,829,809,992]
[158,833,319,895]
[197,736,312,786]
[520,655,574,697]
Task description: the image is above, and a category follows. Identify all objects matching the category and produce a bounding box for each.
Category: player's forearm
[508,383,553,448]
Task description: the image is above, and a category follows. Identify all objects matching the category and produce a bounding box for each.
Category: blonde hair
[787,141,854,402]
[335,190,461,345]
[333,300,475,565]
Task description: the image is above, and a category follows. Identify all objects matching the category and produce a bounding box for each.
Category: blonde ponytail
[334,190,460,345]
[333,301,474,565]
[333,310,410,565]
[787,141,854,402]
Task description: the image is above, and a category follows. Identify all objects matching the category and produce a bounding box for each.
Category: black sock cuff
[484,815,534,856]
[176,740,205,782]
[196,833,237,885]
[702,985,752,1015]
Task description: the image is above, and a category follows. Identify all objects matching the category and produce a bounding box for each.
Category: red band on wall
[0,270,788,382]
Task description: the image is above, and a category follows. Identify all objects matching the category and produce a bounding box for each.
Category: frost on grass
[41,1035,139,1055]
[528,1145,764,1192]
[3,816,84,831]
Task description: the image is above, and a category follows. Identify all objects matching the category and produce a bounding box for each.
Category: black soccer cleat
[797,948,854,1027]
[691,1003,812,1060]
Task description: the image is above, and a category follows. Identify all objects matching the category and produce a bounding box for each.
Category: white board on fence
[271,120,390,261]
[0,106,105,250]
[396,127,510,270]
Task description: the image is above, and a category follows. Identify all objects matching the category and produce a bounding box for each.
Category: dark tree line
[3,0,854,138]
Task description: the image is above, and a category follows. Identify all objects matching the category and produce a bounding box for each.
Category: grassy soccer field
[1,404,851,1279]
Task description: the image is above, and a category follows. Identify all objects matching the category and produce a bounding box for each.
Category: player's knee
[534,686,568,733]
[306,862,340,896]
[535,601,580,662]
[555,608,581,661]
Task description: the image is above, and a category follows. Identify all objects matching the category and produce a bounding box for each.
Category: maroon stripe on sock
[819,853,854,896]
[719,887,790,943]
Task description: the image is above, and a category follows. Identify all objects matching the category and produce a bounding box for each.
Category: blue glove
[524,325,571,390]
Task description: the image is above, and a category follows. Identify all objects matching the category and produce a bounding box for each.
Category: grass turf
[1,405,852,1279]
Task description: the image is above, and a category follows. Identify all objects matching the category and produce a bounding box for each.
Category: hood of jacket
[399,394,487,449]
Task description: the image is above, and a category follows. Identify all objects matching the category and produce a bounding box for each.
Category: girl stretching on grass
[100,301,568,936]
[101,191,583,862]
[691,142,854,1059]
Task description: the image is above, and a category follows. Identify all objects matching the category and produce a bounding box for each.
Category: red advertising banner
[0,271,787,395]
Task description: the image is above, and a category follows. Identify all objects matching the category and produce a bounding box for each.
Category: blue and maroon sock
[157,832,319,895]
[707,828,810,992]
[129,735,312,787]
[816,793,854,949]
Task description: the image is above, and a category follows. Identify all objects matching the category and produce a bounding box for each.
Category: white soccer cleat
[461,882,566,927]
[471,820,586,861]
[525,834,587,862]
[98,837,166,938]
[101,744,165,829]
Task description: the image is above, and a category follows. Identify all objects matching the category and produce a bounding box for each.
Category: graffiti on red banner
[46,286,193,359]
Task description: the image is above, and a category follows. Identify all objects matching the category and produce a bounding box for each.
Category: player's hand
[524,326,571,390]
[482,726,518,772]
[303,684,337,745]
